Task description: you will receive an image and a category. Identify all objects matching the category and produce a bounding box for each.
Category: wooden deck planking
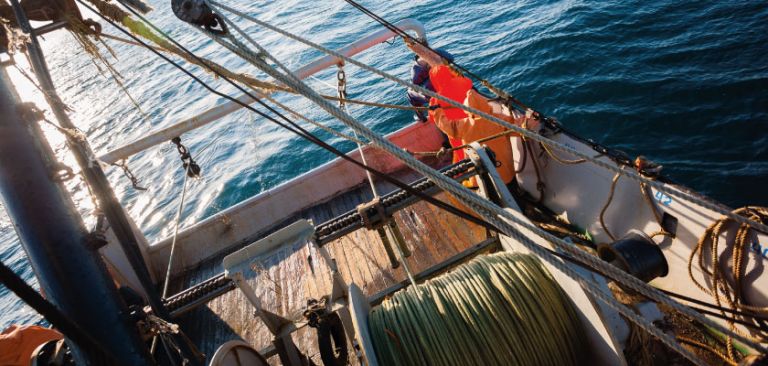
[173,168,488,363]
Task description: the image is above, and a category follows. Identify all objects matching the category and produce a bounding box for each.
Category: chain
[336,64,347,110]
[112,159,148,191]
[211,2,768,235]
[197,8,758,359]
[170,137,201,178]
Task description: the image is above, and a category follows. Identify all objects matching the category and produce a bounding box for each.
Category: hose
[368,252,584,366]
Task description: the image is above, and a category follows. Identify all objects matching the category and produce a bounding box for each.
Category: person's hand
[403,37,417,52]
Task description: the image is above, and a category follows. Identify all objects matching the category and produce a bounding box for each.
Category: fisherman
[406,44,457,152]
[407,46,453,123]
[0,325,63,366]
[405,38,521,185]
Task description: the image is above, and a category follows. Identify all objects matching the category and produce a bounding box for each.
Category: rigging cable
[81,0,502,240]
[208,0,768,235]
[200,2,763,358]
[81,1,763,359]
[94,29,427,111]
[161,163,193,298]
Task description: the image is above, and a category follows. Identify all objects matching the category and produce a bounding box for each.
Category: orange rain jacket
[428,65,519,184]
[0,325,63,366]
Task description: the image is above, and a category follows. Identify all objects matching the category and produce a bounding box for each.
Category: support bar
[162,159,474,316]
[315,159,476,244]
[99,19,426,164]
[0,67,150,365]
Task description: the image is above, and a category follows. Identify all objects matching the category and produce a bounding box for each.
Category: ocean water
[1,0,766,329]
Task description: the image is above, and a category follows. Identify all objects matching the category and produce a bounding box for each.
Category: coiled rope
[198,4,761,359]
[196,3,758,361]
[369,252,584,366]
[689,206,768,360]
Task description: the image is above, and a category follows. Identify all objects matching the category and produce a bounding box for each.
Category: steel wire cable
[80,0,502,238]
[81,1,761,360]
[199,3,761,359]
[209,0,768,235]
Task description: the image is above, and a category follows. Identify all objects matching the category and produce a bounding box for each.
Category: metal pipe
[98,18,427,164]
[8,1,203,363]
[32,20,68,36]
[0,67,150,365]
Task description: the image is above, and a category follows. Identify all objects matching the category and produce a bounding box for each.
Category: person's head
[434,49,454,64]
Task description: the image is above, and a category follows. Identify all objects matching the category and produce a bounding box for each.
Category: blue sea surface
[1,0,766,329]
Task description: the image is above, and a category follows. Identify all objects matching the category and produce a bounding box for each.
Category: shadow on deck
[172,168,489,363]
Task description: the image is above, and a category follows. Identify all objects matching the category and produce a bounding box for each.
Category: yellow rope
[688,206,768,362]
[677,336,739,366]
[87,27,426,112]
[410,129,519,157]
[249,88,365,145]
[598,171,621,241]
[539,140,587,165]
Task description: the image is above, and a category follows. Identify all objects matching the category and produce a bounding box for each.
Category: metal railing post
[99,19,427,164]
[0,67,151,365]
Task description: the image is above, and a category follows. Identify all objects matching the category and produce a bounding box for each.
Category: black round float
[597,230,669,283]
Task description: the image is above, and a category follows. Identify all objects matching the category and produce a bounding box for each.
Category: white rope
[337,65,380,198]
[198,3,764,359]
[161,164,192,298]
[209,0,768,236]
[251,87,365,145]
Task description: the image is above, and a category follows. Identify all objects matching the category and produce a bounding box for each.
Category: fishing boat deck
[170,165,491,363]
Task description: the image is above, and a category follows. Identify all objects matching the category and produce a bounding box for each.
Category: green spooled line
[369,252,585,366]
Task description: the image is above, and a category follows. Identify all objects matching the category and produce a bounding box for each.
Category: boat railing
[98,19,427,164]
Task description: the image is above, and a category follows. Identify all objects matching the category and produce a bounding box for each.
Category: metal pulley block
[303,297,349,366]
[356,196,388,230]
[171,0,227,34]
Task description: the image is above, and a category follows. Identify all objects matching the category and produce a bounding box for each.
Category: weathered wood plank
[173,163,485,363]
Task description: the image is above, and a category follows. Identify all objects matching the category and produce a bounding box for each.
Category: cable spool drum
[597,230,669,283]
[368,252,585,366]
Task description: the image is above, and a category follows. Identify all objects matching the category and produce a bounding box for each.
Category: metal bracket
[356,196,388,230]
[466,142,519,210]
[223,220,317,366]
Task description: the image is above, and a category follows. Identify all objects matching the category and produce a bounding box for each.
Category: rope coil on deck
[369,252,584,366]
[72,1,765,361]
[194,3,755,359]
